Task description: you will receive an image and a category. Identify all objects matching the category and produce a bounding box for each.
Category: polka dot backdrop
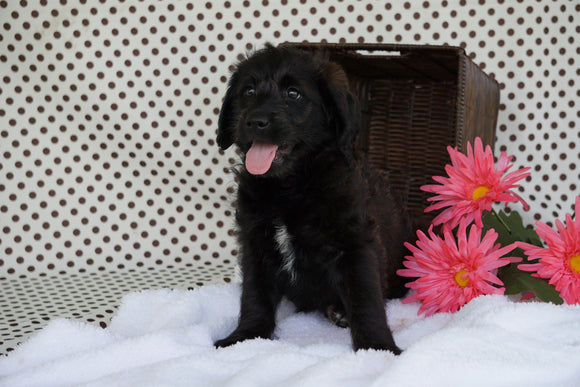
[0,0,578,353]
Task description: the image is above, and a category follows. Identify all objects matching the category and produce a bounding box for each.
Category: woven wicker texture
[283,43,499,222]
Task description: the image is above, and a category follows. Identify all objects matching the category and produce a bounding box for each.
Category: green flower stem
[492,208,512,234]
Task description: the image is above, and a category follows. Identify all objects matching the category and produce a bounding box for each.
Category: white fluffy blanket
[1,284,580,387]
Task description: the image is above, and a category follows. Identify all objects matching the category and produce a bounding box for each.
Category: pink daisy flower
[518,196,580,304]
[397,220,520,316]
[421,137,531,229]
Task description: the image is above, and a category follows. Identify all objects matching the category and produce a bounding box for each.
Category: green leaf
[499,264,564,305]
[481,210,543,248]
[482,209,564,304]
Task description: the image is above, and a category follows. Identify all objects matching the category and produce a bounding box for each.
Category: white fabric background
[0,1,578,276]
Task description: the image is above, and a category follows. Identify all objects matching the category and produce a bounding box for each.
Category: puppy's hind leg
[325,304,349,328]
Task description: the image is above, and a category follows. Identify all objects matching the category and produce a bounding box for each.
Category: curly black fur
[214,45,412,354]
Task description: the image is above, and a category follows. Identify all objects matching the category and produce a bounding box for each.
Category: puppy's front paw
[354,338,403,355]
[214,329,270,348]
[214,336,239,348]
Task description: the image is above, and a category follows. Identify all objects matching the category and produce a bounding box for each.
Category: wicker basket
[280,43,500,225]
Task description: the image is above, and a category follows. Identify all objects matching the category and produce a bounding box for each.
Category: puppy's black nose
[246,114,270,130]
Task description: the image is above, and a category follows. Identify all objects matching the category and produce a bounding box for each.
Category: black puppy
[215,45,411,354]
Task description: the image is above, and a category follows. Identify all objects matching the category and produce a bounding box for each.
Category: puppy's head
[217,44,359,177]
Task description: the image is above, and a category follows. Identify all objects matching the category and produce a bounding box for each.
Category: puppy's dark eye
[244,87,255,97]
[286,87,301,100]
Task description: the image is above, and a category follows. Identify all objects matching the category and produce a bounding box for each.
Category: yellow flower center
[570,254,580,273]
[454,269,470,287]
[472,186,490,200]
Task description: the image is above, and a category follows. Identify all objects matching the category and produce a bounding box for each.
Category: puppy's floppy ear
[318,60,360,163]
[217,72,239,150]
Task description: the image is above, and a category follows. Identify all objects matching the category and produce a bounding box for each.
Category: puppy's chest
[273,222,299,283]
[271,219,340,284]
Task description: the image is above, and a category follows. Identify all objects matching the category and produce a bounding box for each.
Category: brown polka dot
[0,0,577,355]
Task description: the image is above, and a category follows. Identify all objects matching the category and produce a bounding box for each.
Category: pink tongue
[245,141,279,175]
